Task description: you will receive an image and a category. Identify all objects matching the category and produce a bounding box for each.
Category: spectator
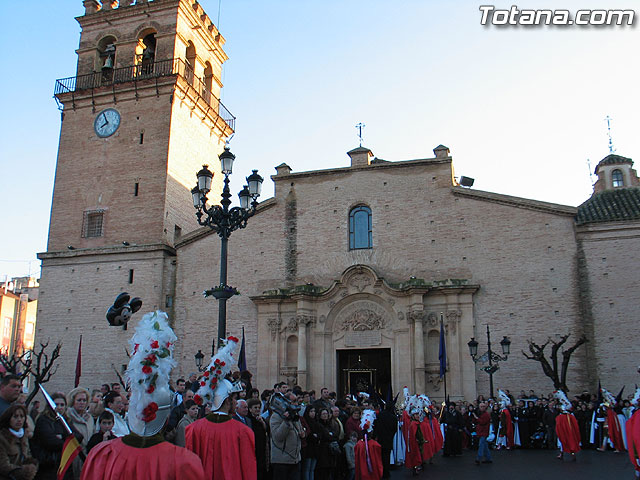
[31,392,74,480]
[344,431,358,480]
[172,378,186,407]
[233,399,253,428]
[174,400,199,448]
[66,387,94,479]
[185,372,199,393]
[248,398,270,480]
[110,383,121,394]
[300,406,320,480]
[270,392,304,479]
[29,400,41,422]
[102,391,128,437]
[0,375,22,416]
[86,411,116,453]
[316,407,338,480]
[313,388,332,413]
[99,385,109,396]
[474,402,492,464]
[0,404,38,480]
[87,391,104,420]
[345,408,362,440]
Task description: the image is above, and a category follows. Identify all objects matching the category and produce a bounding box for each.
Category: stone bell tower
[37,0,234,389]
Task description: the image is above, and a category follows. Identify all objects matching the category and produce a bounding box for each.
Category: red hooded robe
[627,409,640,472]
[80,437,205,480]
[500,408,514,447]
[555,413,581,454]
[401,410,423,469]
[607,408,625,452]
[185,414,256,480]
[430,415,444,452]
[355,436,383,480]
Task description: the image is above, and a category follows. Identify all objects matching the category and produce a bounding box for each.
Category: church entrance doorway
[337,348,391,399]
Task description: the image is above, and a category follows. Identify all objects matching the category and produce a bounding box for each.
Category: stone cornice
[38,243,176,261]
[452,186,577,216]
[270,157,452,183]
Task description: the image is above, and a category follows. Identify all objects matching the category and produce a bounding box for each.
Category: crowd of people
[0,306,638,479]
[1,368,639,479]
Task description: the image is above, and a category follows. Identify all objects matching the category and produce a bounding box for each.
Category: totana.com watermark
[480,5,635,26]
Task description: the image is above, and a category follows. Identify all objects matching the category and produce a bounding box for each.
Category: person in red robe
[401,409,424,473]
[81,434,205,480]
[355,409,383,480]
[496,390,514,449]
[80,311,205,480]
[600,387,625,452]
[553,390,581,461]
[626,388,640,478]
[429,409,444,453]
[185,336,256,480]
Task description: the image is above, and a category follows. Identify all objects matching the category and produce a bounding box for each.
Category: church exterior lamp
[195,349,205,371]
[192,146,263,352]
[468,325,510,399]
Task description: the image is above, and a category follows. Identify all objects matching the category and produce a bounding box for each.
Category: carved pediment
[335,300,390,332]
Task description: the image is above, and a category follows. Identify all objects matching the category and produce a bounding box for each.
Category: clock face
[94,108,121,138]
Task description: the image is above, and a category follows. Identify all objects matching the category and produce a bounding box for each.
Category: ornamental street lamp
[194,349,205,372]
[468,324,511,399]
[192,146,263,351]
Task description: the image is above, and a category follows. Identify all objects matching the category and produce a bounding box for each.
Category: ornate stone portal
[252,265,479,401]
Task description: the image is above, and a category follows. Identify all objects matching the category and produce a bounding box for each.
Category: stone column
[409,310,426,393]
[297,315,308,389]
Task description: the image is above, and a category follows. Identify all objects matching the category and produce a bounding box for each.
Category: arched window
[97,36,116,82]
[285,335,298,368]
[135,31,156,75]
[612,169,624,188]
[349,205,372,249]
[185,41,196,85]
[203,62,213,103]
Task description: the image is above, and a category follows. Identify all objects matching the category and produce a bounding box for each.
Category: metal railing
[54,58,235,131]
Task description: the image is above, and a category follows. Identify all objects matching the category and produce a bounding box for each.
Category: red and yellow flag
[57,434,82,480]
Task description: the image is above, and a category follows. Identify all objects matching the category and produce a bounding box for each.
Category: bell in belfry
[103,55,113,69]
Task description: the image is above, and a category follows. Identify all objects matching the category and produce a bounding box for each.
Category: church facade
[36,0,640,400]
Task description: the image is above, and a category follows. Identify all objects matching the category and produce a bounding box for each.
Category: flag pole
[440,313,448,403]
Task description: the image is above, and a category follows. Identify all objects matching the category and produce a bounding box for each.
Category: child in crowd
[344,430,358,480]
[86,411,117,452]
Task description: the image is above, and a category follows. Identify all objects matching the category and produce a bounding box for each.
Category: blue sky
[0,0,638,279]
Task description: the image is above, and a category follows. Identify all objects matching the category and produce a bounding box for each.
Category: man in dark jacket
[373,403,398,479]
[543,402,558,449]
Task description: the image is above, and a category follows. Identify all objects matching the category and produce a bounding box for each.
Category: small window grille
[82,210,105,238]
[612,169,624,188]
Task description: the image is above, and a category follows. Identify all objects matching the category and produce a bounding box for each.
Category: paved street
[389,448,633,479]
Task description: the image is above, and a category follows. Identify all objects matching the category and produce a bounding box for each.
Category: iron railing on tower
[54,58,235,131]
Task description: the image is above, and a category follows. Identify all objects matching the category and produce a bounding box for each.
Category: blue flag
[238,326,247,372]
[439,319,446,378]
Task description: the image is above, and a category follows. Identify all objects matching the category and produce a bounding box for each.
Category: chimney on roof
[274,163,292,176]
[433,145,450,159]
[347,146,373,167]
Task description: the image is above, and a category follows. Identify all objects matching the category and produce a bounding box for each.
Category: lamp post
[468,324,511,399]
[192,146,263,352]
[194,349,205,372]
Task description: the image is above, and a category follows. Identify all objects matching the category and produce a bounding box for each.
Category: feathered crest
[404,389,429,421]
[193,335,240,406]
[126,311,177,425]
[601,387,616,407]
[498,389,511,408]
[631,387,640,407]
[553,390,572,412]
[418,394,432,409]
[360,409,376,433]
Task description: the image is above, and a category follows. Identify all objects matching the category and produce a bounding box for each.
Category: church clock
[94,108,121,138]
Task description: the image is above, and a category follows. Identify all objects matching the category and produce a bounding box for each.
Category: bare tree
[0,350,31,381]
[24,341,62,406]
[522,332,588,392]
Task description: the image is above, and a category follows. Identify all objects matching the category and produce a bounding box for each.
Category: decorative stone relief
[335,300,390,332]
[407,310,425,324]
[427,374,444,391]
[286,317,298,332]
[426,312,438,327]
[296,314,316,327]
[397,311,404,321]
[319,315,326,324]
[349,273,372,292]
[267,318,281,340]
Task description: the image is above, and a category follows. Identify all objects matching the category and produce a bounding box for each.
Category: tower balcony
[54,58,235,132]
